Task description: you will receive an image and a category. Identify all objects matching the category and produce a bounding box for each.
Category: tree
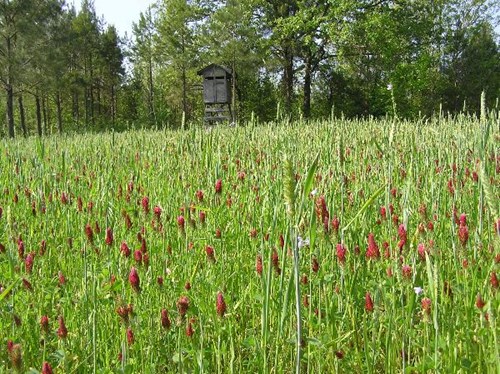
[0,0,54,137]
[200,0,264,121]
[155,0,203,122]
[31,0,70,135]
[50,7,75,134]
[71,0,102,128]
[315,0,447,117]
[440,0,500,112]
[99,25,125,124]
[1,0,498,137]
[281,0,331,118]
[0,0,69,137]
[259,0,299,115]
[131,7,158,125]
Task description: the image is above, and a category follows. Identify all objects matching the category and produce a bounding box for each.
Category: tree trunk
[328,80,334,113]
[18,95,27,137]
[35,95,43,137]
[147,54,155,124]
[96,84,101,117]
[90,88,95,126]
[111,85,116,124]
[56,92,63,134]
[6,34,15,138]
[85,86,90,126]
[182,64,187,118]
[6,83,15,138]
[181,33,188,120]
[283,44,294,115]
[85,56,92,127]
[42,96,48,134]
[90,58,95,127]
[84,60,88,125]
[73,91,79,124]
[303,53,312,119]
[231,58,237,122]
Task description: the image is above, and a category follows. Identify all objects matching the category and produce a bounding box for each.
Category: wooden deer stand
[197,64,233,125]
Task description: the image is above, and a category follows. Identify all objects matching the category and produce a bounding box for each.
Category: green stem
[290,225,302,374]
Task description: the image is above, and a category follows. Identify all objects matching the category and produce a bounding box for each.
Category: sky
[72,0,157,38]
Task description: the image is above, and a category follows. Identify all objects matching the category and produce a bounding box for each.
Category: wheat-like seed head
[284,157,296,219]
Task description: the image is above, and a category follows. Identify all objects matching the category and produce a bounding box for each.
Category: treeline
[0,0,123,137]
[1,0,499,137]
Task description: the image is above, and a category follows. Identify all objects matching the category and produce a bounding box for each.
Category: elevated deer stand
[197,64,233,125]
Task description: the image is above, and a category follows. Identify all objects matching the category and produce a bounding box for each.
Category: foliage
[0,115,499,371]
[0,0,499,136]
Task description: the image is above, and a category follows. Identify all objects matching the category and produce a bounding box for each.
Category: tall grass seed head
[283,158,296,218]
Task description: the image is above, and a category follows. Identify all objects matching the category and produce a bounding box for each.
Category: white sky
[72,0,157,38]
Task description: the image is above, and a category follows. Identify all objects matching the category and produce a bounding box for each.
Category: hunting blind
[197,64,233,124]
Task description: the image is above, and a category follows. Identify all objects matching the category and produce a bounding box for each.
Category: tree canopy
[1,0,499,137]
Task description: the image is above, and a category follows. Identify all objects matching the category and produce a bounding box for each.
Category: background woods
[1,0,499,136]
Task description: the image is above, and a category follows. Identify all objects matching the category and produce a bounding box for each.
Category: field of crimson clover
[0,117,499,373]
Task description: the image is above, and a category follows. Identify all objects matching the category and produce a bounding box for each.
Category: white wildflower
[297,236,310,249]
[414,286,424,296]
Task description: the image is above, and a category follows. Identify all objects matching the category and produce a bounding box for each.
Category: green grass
[0,116,499,373]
